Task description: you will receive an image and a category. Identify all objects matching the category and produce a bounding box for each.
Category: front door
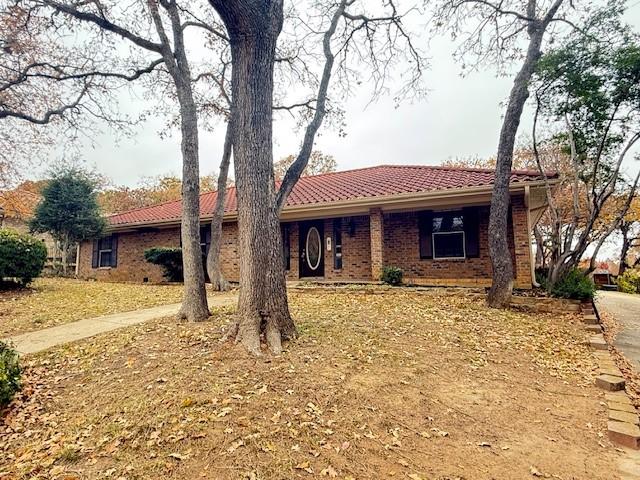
[299,221,324,278]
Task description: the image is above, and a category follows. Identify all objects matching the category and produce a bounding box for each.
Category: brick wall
[382,196,532,288]
[219,222,240,282]
[78,197,532,288]
[77,227,180,283]
[324,216,372,281]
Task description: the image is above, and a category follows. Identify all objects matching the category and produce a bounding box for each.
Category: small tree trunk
[147,0,210,322]
[175,87,209,321]
[534,225,544,269]
[206,119,233,292]
[178,102,209,321]
[619,222,631,277]
[61,238,69,276]
[488,27,545,307]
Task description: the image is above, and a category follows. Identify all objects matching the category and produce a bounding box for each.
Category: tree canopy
[531,8,640,285]
[30,168,105,273]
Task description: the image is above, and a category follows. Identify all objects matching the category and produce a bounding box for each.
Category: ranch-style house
[77,165,556,288]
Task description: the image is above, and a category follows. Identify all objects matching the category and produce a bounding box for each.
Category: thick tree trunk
[487,28,545,307]
[206,120,233,291]
[216,4,292,354]
[263,206,297,353]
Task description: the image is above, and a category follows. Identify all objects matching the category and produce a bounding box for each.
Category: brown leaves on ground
[0,291,620,479]
[0,278,184,337]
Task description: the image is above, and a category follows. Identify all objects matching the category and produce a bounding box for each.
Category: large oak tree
[207,0,425,354]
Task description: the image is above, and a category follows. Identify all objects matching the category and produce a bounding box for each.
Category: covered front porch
[281,194,535,289]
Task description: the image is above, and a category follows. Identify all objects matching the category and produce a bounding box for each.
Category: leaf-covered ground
[0,278,184,337]
[0,291,623,479]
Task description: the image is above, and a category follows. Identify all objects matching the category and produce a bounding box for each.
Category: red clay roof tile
[107,164,549,227]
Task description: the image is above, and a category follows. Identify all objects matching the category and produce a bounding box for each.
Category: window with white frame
[432,212,465,259]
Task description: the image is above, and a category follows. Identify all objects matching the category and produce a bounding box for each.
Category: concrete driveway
[596,290,640,370]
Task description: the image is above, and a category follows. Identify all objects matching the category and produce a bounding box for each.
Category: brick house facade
[77,165,554,289]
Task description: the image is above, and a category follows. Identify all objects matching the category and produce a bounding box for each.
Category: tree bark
[206,119,233,291]
[619,222,631,277]
[149,0,210,322]
[534,225,545,268]
[61,237,69,276]
[175,91,210,322]
[487,23,545,307]
[211,1,291,355]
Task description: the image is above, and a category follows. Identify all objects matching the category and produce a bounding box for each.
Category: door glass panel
[306,227,321,271]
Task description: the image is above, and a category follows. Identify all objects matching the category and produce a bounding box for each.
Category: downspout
[525,185,541,288]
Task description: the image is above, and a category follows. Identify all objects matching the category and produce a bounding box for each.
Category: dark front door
[299,221,324,278]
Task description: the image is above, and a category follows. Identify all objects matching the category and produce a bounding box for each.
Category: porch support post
[369,208,384,281]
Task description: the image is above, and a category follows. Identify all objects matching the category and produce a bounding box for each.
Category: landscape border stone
[585,299,640,450]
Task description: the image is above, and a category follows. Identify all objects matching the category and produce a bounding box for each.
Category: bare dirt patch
[0,292,622,479]
[0,278,184,337]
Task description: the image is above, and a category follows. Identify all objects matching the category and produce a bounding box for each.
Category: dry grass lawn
[0,291,623,479]
[0,278,184,337]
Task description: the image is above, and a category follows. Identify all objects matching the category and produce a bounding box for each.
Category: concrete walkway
[5,294,237,355]
[595,290,640,370]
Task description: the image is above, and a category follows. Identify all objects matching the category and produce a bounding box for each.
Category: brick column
[511,196,533,289]
[370,208,384,281]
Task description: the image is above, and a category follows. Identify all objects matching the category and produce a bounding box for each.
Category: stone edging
[585,300,640,449]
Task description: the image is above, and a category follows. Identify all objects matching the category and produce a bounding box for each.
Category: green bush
[0,341,21,407]
[617,269,640,294]
[551,268,596,300]
[144,247,183,282]
[0,229,47,286]
[381,266,403,286]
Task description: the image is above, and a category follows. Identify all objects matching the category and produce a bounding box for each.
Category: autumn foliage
[98,174,220,215]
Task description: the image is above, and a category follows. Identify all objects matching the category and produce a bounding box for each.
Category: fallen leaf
[320,465,338,477]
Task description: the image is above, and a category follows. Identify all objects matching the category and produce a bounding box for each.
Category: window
[419,208,480,260]
[333,218,342,270]
[98,236,112,267]
[92,234,118,268]
[432,212,465,259]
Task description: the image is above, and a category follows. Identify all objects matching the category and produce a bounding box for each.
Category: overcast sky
[40,2,640,188]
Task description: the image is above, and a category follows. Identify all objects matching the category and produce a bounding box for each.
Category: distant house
[591,268,613,286]
[77,165,557,288]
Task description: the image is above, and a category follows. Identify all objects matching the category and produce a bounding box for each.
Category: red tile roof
[107,164,549,227]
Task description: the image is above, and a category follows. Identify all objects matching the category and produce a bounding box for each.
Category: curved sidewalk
[4,294,237,355]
